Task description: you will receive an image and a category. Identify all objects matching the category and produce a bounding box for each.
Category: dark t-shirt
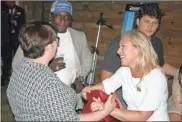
[102,34,121,73]
[151,35,164,67]
[102,35,164,73]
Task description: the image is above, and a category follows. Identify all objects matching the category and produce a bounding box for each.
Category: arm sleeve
[172,70,182,112]
[81,32,92,79]
[102,35,121,73]
[138,69,168,111]
[41,82,79,121]
[102,67,124,94]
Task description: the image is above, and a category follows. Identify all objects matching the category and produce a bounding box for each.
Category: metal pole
[85,12,113,86]
[87,24,102,86]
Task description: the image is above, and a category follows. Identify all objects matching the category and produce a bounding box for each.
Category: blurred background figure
[168,65,182,121]
[1,2,11,85]
[1,1,26,85]
[5,1,26,53]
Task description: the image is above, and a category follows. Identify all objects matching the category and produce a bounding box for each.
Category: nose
[58,19,65,25]
[117,47,121,55]
[148,23,152,29]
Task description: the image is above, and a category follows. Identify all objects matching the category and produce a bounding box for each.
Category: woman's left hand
[90,97,104,112]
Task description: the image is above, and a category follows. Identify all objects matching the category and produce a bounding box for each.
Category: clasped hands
[82,87,116,114]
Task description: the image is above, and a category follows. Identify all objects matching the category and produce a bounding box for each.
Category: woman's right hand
[81,87,92,100]
[103,95,116,114]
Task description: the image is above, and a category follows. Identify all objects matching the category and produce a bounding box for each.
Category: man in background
[1,1,26,85]
[1,6,11,85]
[12,0,92,93]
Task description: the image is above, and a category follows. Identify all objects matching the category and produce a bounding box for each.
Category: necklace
[136,78,142,92]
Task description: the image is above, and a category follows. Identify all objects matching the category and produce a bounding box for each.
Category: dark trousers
[1,42,12,85]
[1,34,19,86]
[11,34,20,55]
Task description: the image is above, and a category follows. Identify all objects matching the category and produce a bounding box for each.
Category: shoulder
[110,34,121,45]
[15,5,25,11]
[106,34,121,51]
[68,27,85,35]
[145,68,167,85]
[116,66,130,74]
[151,35,163,45]
[33,69,68,95]
[148,68,166,79]
[44,77,72,92]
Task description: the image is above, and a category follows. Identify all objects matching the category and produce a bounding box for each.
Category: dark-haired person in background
[101,3,177,108]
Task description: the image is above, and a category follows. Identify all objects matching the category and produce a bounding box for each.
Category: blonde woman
[82,30,169,121]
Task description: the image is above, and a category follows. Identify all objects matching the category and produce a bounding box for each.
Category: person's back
[7,21,114,122]
[7,58,78,121]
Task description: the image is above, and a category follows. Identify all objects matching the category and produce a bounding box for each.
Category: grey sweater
[7,58,79,121]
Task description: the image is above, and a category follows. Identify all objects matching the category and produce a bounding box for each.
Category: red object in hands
[81,90,120,122]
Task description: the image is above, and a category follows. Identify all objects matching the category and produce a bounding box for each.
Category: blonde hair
[121,30,159,78]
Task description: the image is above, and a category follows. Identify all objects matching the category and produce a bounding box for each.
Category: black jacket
[2,4,26,40]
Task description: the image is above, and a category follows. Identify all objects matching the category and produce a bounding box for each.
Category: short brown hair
[137,3,164,24]
[19,21,57,59]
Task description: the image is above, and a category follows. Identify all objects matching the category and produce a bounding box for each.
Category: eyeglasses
[56,36,60,47]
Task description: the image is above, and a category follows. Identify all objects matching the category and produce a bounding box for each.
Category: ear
[133,47,140,57]
[44,44,52,54]
[136,18,140,27]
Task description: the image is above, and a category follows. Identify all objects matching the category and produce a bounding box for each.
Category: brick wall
[71,1,182,83]
[23,1,182,83]
[71,1,126,83]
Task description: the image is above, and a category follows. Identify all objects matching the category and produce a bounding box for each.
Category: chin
[146,33,154,37]
[57,27,67,33]
[121,63,126,67]
[121,62,129,67]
